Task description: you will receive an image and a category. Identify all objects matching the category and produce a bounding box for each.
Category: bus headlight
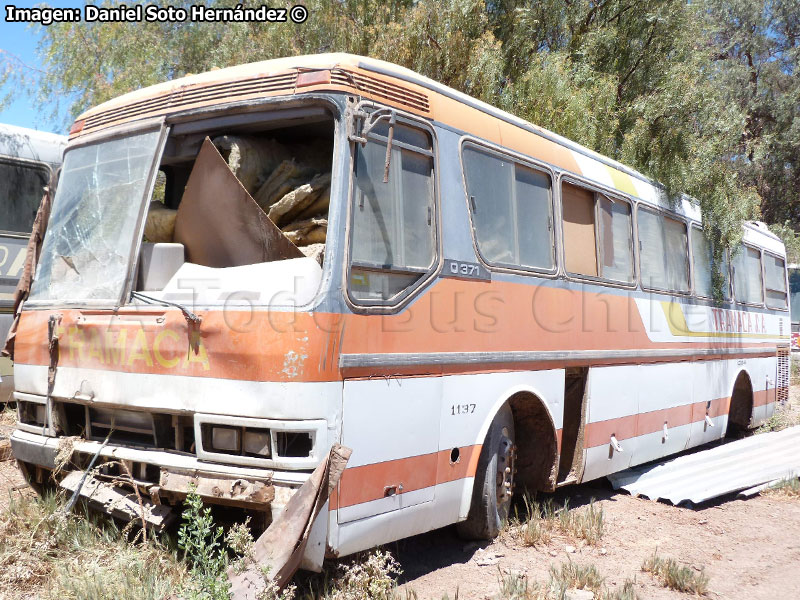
[211,426,240,452]
[243,430,271,457]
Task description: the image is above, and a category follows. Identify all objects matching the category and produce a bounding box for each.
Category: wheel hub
[496,428,516,509]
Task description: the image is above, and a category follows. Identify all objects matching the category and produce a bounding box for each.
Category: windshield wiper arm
[131,291,202,326]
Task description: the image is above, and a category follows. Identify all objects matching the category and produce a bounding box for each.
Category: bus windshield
[29,129,162,303]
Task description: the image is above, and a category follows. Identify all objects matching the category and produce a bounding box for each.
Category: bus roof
[0,123,66,166]
[72,53,782,254]
[73,54,662,192]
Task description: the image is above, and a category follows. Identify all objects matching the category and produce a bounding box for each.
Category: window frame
[459,138,558,278]
[558,174,637,288]
[344,108,442,312]
[635,203,692,296]
[688,223,733,301]
[26,118,169,310]
[730,242,765,308]
[0,155,53,236]
[762,249,789,312]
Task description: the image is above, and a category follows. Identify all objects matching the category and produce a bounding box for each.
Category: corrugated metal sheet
[607,426,800,504]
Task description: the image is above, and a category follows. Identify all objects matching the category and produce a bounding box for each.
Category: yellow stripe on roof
[605,165,638,196]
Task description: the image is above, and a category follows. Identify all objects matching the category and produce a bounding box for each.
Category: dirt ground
[389,479,800,599]
[1,393,799,599]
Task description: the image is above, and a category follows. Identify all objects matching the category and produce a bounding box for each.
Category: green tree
[704,0,800,228]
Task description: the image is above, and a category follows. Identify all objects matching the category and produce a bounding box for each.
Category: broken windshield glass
[29,129,162,303]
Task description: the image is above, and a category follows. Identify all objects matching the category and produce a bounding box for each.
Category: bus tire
[457,403,515,540]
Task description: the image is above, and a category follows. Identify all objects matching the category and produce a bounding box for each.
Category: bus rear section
[0,124,65,402]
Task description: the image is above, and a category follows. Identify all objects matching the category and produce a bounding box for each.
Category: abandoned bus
[9,54,790,566]
[0,123,65,401]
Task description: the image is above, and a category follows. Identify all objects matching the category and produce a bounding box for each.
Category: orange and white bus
[9,54,790,566]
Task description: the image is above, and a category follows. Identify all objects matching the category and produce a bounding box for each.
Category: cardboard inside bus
[136,107,334,300]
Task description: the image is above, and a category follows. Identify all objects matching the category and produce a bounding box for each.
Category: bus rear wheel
[457,403,516,540]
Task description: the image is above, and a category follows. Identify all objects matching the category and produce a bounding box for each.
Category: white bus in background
[0,123,66,401]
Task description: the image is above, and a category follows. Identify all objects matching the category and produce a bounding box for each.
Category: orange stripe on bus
[334,445,481,509]
[583,394,775,448]
[753,389,773,407]
[330,397,776,510]
[13,279,780,383]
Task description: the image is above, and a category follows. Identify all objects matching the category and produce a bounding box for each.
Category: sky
[0,1,86,134]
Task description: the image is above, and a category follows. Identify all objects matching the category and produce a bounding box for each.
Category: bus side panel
[629,362,693,467]
[687,358,732,447]
[333,369,563,557]
[338,376,442,524]
[748,355,779,427]
[582,365,638,481]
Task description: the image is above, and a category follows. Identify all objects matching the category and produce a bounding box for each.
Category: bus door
[338,375,442,524]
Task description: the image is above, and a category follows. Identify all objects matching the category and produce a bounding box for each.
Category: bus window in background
[691,226,731,299]
[764,253,788,310]
[0,159,49,234]
[638,207,690,292]
[732,245,764,305]
[789,265,800,350]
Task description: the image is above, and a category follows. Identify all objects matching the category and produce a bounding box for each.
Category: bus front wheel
[457,403,516,540]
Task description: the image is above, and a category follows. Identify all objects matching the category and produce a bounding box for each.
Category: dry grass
[758,381,800,434]
[496,563,639,600]
[0,486,411,600]
[549,561,606,596]
[0,492,187,600]
[511,496,604,547]
[496,569,546,600]
[297,549,402,600]
[755,407,800,433]
[642,551,709,595]
[1,403,16,426]
[763,477,800,499]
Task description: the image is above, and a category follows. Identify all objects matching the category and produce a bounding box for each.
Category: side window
[561,181,634,283]
[764,253,787,310]
[690,227,730,299]
[732,245,763,305]
[638,208,689,292]
[562,183,597,276]
[0,159,49,234]
[598,196,635,282]
[463,146,554,270]
[349,122,436,303]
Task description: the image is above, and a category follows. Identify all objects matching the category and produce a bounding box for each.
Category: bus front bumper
[10,429,308,519]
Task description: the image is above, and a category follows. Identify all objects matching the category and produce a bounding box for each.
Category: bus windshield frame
[27,122,168,307]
